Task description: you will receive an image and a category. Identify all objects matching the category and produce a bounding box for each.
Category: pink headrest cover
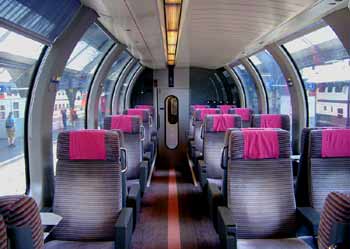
[127,109,148,121]
[198,108,219,121]
[260,114,282,128]
[212,114,235,132]
[135,105,153,113]
[193,105,208,109]
[111,115,137,133]
[234,108,251,121]
[242,130,280,159]
[69,130,106,160]
[219,105,234,114]
[322,129,350,158]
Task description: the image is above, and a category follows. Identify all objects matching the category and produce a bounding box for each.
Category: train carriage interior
[0,0,350,248]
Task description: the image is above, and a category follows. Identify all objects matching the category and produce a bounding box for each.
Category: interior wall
[154,68,190,167]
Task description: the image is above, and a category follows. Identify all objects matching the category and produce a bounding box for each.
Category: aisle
[131,166,220,249]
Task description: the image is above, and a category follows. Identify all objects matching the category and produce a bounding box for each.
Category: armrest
[143,151,152,162]
[139,161,149,195]
[217,206,237,249]
[330,222,350,248]
[198,160,207,188]
[115,208,133,249]
[7,226,34,249]
[208,183,224,229]
[126,183,141,230]
[151,131,157,142]
[297,207,320,236]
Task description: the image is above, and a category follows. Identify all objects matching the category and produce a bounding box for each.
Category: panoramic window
[284,24,350,127]
[249,50,292,116]
[232,64,259,113]
[98,51,132,128]
[0,27,44,195]
[52,23,114,163]
[117,62,141,111]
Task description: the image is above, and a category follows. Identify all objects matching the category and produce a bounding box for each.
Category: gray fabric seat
[104,115,148,195]
[199,114,242,188]
[217,129,311,249]
[124,109,153,159]
[295,127,343,207]
[188,105,209,140]
[309,129,350,212]
[104,115,148,228]
[46,130,133,249]
[252,114,290,130]
[191,108,221,159]
[200,114,242,230]
[228,108,253,127]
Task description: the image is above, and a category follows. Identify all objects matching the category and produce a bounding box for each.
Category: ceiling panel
[82,0,319,69]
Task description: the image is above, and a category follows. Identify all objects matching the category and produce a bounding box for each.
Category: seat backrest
[218,105,235,114]
[252,114,290,131]
[309,129,350,212]
[296,127,344,206]
[135,105,154,116]
[53,130,123,241]
[228,108,253,127]
[318,192,350,249]
[125,109,151,151]
[189,105,209,139]
[0,215,6,249]
[193,108,221,152]
[203,114,241,181]
[227,129,295,239]
[104,115,143,180]
[0,195,43,249]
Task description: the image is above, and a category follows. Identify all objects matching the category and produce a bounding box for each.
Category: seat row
[0,105,157,249]
[187,105,350,248]
[215,128,350,249]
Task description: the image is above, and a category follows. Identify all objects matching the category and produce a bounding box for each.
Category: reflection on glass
[98,51,132,128]
[52,23,114,165]
[250,50,292,116]
[233,64,259,113]
[0,27,44,195]
[284,23,350,127]
[117,62,141,112]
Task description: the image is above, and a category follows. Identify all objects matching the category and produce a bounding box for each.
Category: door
[157,88,189,164]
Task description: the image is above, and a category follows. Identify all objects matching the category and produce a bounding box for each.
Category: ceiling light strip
[164,0,182,66]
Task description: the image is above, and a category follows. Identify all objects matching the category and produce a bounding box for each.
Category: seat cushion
[45,240,114,249]
[237,238,312,249]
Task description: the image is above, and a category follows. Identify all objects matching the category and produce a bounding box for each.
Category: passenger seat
[307,129,350,213]
[252,114,290,130]
[228,108,253,127]
[218,105,235,114]
[104,115,148,227]
[46,130,133,249]
[217,129,312,249]
[188,105,209,140]
[125,109,154,161]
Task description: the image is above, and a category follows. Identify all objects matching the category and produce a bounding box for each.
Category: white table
[40,212,62,240]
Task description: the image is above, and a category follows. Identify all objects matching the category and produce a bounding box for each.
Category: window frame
[25,46,48,194]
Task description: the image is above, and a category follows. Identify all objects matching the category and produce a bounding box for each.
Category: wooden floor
[131,164,220,249]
